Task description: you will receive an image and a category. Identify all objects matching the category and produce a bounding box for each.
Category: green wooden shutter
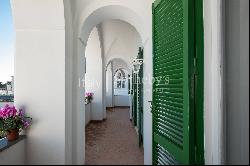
[131,71,134,121]
[132,47,144,147]
[152,0,195,164]
[133,72,138,126]
[138,47,144,147]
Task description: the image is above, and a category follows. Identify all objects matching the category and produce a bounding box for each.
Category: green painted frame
[194,0,204,164]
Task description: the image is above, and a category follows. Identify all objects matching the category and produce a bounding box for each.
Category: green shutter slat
[156,143,179,165]
[156,102,183,114]
[155,69,183,76]
[155,58,183,67]
[154,113,183,130]
[155,119,183,138]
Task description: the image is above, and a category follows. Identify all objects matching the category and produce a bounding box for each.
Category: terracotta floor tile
[85,108,144,165]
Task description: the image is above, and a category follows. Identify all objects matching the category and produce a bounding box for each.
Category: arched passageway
[65,1,153,164]
[84,19,143,164]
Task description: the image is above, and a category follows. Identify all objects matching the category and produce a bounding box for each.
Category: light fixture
[132,58,143,74]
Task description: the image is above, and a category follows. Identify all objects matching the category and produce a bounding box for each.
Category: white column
[111,62,114,107]
[143,40,153,165]
[204,0,224,164]
[71,38,86,165]
[103,58,107,119]
[11,0,66,164]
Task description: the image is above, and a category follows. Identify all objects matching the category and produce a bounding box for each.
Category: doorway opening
[83,19,144,164]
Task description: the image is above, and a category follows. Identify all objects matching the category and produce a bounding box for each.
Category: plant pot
[7,129,19,141]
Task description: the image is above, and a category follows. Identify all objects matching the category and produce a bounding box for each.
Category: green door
[138,47,144,147]
[152,0,204,164]
[131,47,144,147]
[132,71,137,127]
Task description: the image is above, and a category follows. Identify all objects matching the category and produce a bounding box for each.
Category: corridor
[85,108,144,165]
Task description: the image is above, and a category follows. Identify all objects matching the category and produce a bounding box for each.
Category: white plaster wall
[101,20,142,66]
[0,140,25,165]
[225,0,249,164]
[11,0,66,164]
[85,27,103,120]
[239,2,249,163]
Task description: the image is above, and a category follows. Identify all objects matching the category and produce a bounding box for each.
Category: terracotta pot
[7,129,19,141]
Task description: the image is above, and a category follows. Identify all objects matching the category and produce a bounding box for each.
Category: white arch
[105,57,130,72]
[76,5,145,126]
[78,5,146,44]
[75,4,147,127]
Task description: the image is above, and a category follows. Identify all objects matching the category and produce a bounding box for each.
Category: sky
[0,0,14,83]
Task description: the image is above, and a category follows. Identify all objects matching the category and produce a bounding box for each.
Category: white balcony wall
[0,139,25,165]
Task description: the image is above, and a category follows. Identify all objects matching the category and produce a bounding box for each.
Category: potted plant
[0,104,32,141]
[85,92,94,104]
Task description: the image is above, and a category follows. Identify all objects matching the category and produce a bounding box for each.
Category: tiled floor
[85,107,144,165]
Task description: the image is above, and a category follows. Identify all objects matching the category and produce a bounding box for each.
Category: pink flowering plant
[0,104,32,133]
[85,92,94,103]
